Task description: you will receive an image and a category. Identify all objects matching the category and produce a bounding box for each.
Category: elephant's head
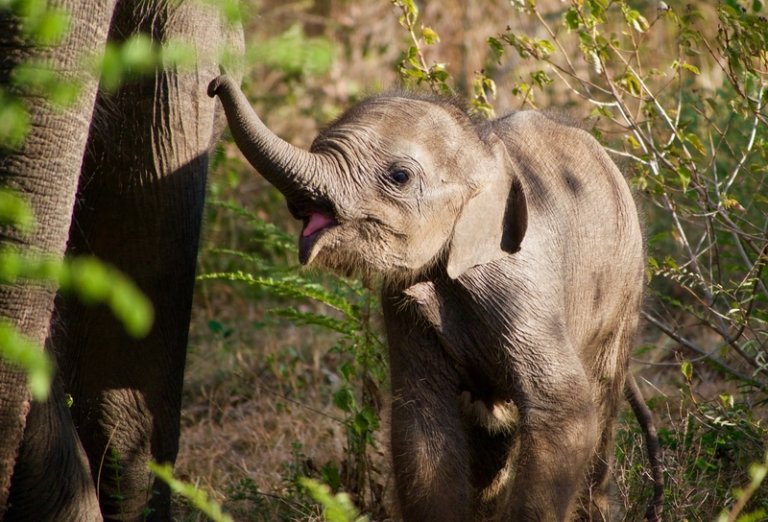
[208,75,527,282]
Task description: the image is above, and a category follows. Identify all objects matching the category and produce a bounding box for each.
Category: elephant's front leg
[53,2,242,519]
[504,352,599,522]
[390,378,473,521]
[383,293,473,522]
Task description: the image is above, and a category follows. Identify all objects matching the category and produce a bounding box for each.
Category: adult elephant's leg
[54,1,242,519]
[0,2,115,519]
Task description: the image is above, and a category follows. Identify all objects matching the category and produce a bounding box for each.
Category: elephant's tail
[624,373,664,522]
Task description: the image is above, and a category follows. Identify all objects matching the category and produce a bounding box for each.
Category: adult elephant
[0,1,242,520]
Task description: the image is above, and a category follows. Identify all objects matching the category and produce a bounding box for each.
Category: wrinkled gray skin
[0,2,241,520]
[209,74,647,521]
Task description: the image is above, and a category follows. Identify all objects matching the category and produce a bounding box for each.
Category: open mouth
[298,211,337,265]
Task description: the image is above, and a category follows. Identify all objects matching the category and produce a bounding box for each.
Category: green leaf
[684,133,705,155]
[399,0,418,18]
[67,257,111,303]
[625,135,641,150]
[681,62,701,75]
[535,39,555,57]
[206,319,234,338]
[271,307,357,335]
[618,72,642,96]
[58,257,153,337]
[22,5,71,45]
[0,189,34,232]
[0,90,30,150]
[564,8,581,30]
[623,8,649,33]
[299,477,367,522]
[0,320,53,400]
[531,70,552,89]
[121,34,156,75]
[421,26,440,45]
[97,43,124,93]
[487,36,504,61]
[149,462,233,522]
[681,360,693,381]
[676,166,692,192]
[107,278,154,338]
[13,61,81,108]
[321,463,342,492]
[333,387,355,413]
[749,460,767,484]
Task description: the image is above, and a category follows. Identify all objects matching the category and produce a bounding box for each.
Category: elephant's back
[491,111,645,347]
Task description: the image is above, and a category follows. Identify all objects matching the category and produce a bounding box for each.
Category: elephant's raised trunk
[207,75,327,203]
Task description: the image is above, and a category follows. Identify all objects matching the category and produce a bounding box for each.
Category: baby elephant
[209,75,649,521]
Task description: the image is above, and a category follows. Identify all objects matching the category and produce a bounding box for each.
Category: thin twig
[642,311,767,392]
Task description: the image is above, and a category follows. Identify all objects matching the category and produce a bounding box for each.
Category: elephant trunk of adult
[207,75,327,204]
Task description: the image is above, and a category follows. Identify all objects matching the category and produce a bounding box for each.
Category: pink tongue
[303,213,334,237]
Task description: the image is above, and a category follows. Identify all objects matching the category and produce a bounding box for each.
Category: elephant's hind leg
[576,320,639,521]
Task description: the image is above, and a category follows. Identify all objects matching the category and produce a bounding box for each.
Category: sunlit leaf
[121,34,156,75]
[299,478,367,522]
[421,26,440,45]
[0,189,34,232]
[487,36,504,61]
[0,321,53,400]
[149,462,233,522]
[681,361,693,381]
[564,8,581,30]
[0,91,30,150]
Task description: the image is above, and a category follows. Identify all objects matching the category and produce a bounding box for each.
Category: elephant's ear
[446,136,527,279]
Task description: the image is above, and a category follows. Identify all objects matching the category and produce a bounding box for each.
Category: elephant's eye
[389,169,410,185]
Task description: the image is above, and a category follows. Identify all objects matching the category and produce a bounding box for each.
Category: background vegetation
[1,0,766,520]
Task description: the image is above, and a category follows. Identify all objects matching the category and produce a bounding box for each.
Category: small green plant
[392,0,452,95]
[105,449,126,520]
[391,0,497,117]
[300,477,367,522]
[225,477,269,517]
[615,361,768,519]
[150,461,234,522]
[199,202,387,516]
[718,452,768,522]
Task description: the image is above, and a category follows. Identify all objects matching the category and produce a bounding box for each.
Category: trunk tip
[207,76,222,98]
[207,71,231,98]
